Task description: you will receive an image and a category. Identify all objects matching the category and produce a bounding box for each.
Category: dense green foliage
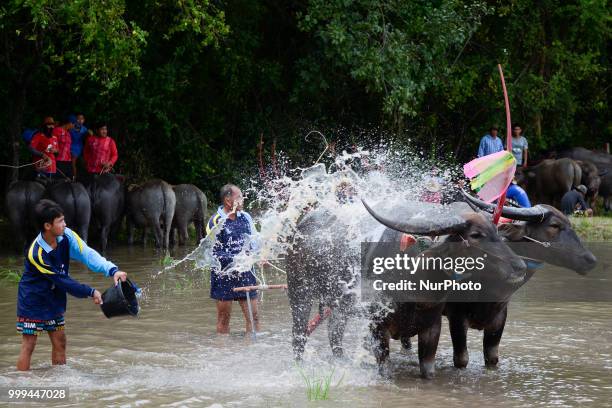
[1,0,609,197]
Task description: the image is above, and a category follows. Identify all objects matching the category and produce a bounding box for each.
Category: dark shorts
[211,269,258,301]
[17,316,65,336]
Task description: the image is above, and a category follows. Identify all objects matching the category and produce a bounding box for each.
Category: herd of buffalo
[518,147,612,209]
[5,175,207,253]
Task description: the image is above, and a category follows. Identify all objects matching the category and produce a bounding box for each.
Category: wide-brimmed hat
[576,185,588,194]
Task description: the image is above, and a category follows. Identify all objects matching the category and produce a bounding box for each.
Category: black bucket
[101,279,139,318]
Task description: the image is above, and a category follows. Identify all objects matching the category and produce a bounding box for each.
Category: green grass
[160,254,175,266]
[297,366,344,401]
[571,216,612,241]
[0,266,22,285]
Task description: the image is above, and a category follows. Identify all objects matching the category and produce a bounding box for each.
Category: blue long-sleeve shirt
[206,206,259,269]
[478,134,504,157]
[17,228,118,320]
[69,125,88,157]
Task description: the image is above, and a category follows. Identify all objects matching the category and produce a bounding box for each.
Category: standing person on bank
[53,118,74,179]
[29,116,59,179]
[477,125,504,157]
[83,123,118,182]
[69,113,88,179]
[507,124,528,167]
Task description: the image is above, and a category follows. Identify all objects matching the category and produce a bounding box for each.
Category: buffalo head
[462,190,597,274]
[362,199,526,285]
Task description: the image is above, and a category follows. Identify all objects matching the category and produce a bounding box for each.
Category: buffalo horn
[362,199,468,236]
[460,189,550,222]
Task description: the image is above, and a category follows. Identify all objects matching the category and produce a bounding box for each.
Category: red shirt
[83,136,118,173]
[30,132,58,173]
[53,127,72,162]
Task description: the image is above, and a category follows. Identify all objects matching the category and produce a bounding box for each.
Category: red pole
[492,64,513,225]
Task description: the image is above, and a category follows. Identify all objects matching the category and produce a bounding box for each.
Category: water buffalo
[599,173,612,211]
[285,206,357,361]
[127,179,176,249]
[575,160,602,207]
[446,193,598,369]
[558,147,612,173]
[516,158,581,207]
[45,180,91,241]
[5,180,46,250]
[89,174,125,253]
[362,200,527,378]
[171,184,208,246]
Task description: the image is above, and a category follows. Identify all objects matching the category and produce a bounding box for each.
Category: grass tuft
[297,365,344,401]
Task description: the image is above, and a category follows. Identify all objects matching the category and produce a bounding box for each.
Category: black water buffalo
[89,174,125,253]
[445,193,597,369]
[45,180,91,241]
[285,207,357,361]
[127,179,176,249]
[599,173,612,211]
[5,180,46,249]
[516,158,581,206]
[558,147,612,173]
[362,201,526,379]
[575,160,602,207]
[171,184,208,246]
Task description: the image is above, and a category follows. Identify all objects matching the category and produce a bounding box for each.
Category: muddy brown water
[0,244,611,407]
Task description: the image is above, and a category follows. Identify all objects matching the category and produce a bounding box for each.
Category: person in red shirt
[53,118,74,179]
[83,123,118,176]
[29,117,59,178]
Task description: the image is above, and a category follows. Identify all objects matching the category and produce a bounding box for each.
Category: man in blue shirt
[16,199,128,371]
[206,184,260,334]
[477,125,504,157]
[69,113,88,179]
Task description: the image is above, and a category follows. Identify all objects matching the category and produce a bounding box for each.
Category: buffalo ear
[498,223,525,242]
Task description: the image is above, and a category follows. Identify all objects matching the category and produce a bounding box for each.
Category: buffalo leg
[418,316,441,379]
[400,336,412,350]
[448,315,469,368]
[369,320,390,367]
[179,224,189,246]
[195,220,204,244]
[483,307,507,367]
[150,220,163,248]
[100,225,110,254]
[78,225,88,242]
[289,296,312,361]
[328,295,352,358]
[127,218,135,245]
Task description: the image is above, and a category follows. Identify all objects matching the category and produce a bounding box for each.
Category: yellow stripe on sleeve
[206,214,221,235]
[70,230,85,253]
[38,247,49,266]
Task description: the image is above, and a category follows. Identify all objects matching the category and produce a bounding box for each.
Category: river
[0,243,611,407]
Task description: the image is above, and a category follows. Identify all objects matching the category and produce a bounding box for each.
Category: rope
[305,130,329,164]
[0,158,46,169]
[522,235,551,247]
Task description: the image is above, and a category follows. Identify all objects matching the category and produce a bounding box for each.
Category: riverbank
[571,216,612,241]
